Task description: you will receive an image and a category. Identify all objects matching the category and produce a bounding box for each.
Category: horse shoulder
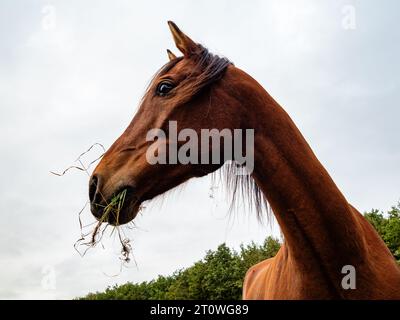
[243,257,275,299]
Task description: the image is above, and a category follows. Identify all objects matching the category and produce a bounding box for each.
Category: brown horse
[90,21,400,299]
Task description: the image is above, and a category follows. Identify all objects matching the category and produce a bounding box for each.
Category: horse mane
[144,45,271,223]
[212,163,271,224]
[145,45,231,106]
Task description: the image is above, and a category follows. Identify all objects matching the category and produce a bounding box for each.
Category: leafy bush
[364,203,400,262]
[81,236,280,300]
[81,202,400,300]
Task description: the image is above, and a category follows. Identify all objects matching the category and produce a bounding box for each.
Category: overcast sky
[1,0,399,299]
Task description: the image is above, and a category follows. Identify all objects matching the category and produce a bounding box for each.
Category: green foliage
[81,202,400,300]
[81,236,281,300]
[364,202,400,262]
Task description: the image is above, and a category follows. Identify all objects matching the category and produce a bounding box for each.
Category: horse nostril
[89,175,99,203]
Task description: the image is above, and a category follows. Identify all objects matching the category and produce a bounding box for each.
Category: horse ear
[167,49,177,61]
[167,21,198,57]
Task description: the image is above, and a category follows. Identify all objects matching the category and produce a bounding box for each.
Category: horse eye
[156,81,174,96]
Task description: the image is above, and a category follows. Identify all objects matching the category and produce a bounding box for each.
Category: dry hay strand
[51,143,135,266]
[74,189,135,264]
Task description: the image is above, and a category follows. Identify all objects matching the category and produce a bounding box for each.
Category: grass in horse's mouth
[52,143,134,266]
[94,189,127,227]
[74,188,134,265]
[89,189,132,262]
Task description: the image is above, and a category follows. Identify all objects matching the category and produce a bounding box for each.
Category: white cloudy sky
[1,0,399,299]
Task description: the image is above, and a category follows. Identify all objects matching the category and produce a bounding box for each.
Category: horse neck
[229,68,371,286]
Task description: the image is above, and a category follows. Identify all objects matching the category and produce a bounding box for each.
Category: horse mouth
[90,186,142,226]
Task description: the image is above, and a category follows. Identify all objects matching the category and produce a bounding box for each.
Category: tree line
[81,203,400,299]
